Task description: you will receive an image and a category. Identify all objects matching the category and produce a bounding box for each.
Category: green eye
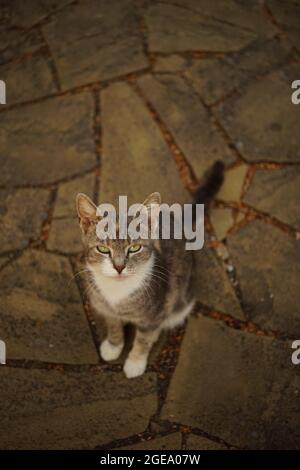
[128,244,142,254]
[96,245,110,254]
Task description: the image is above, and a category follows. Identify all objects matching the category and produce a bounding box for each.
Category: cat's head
[76,192,161,280]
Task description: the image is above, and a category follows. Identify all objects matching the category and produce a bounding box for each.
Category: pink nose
[115,264,125,274]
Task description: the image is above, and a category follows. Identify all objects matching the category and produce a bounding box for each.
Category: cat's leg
[100,316,124,362]
[123,327,160,378]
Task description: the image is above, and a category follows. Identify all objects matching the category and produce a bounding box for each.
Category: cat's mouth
[106,272,130,280]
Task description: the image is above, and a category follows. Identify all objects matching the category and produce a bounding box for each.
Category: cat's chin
[105,273,130,280]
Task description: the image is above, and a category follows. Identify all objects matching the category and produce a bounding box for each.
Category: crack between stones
[0,67,151,114]
[0,167,99,190]
[215,200,300,240]
[128,78,199,192]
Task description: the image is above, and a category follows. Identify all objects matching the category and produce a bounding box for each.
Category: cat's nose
[115,264,125,274]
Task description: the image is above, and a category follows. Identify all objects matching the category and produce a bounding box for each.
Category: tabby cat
[76,161,224,378]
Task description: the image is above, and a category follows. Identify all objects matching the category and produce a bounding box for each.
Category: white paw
[123,357,147,379]
[100,339,123,361]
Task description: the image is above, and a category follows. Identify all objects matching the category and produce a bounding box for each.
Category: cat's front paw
[100,339,123,361]
[123,357,147,378]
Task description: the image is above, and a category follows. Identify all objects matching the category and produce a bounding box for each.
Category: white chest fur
[87,255,154,307]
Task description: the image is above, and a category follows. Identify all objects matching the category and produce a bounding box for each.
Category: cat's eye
[128,244,142,254]
[96,245,110,255]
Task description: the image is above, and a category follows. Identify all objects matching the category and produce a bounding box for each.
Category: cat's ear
[76,193,97,232]
[142,192,161,209]
[140,192,161,237]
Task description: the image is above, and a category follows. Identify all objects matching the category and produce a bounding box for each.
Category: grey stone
[0,92,96,185]
[164,0,274,36]
[119,433,182,450]
[185,37,291,105]
[216,164,248,202]
[194,245,244,320]
[243,167,300,231]
[43,0,148,89]
[227,220,300,335]
[145,1,273,53]
[153,55,188,73]
[0,367,157,449]
[216,65,300,162]
[137,75,235,179]
[0,188,50,252]
[54,172,95,218]
[0,53,56,105]
[47,217,83,254]
[4,0,72,29]
[185,434,228,450]
[269,0,300,50]
[0,256,10,270]
[161,315,300,449]
[0,28,43,65]
[0,249,98,363]
[101,82,188,206]
[210,207,233,240]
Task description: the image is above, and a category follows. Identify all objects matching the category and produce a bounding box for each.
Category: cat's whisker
[67,268,91,287]
[152,263,171,274]
[152,267,170,279]
[151,272,169,286]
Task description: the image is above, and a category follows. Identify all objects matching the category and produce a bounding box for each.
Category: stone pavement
[0,0,300,450]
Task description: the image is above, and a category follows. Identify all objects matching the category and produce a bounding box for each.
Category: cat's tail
[193,160,224,207]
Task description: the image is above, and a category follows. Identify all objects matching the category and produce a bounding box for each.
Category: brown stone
[216,65,300,162]
[185,37,291,105]
[0,54,56,105]
[119,432,182,450]
[137,74,235,179]
[145,1,272,53]
[0,249,98,363]
[243,167,300,230]
[227,220,300,335]
[0,92,96,185]
[0,367,157,449]
[47,217,83,255]
[43,0,148,89]
[54,172,95,218]
[0,188,50,252]
[161,315,300,449]
[185,434,228,450]
[101,81,187,206]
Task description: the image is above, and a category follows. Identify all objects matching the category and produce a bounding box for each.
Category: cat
[76,161,224,378]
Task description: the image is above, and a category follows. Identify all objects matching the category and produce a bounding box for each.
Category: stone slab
[227,220,300,335]
[119,432,182,450]
[0,367,157,449]
[216,65,300,162]
[0,92,96,185]
[101,81,188,206]
[138,74,235,179]
[243,167,300,230]
[0,249,98,363]
[161,315,300,449]
[43,0,148,89]
[185,434,228,450]
[0,53,56,105]
[145,1,272,53]
[0,188,50,252]
[185,37,291,105]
